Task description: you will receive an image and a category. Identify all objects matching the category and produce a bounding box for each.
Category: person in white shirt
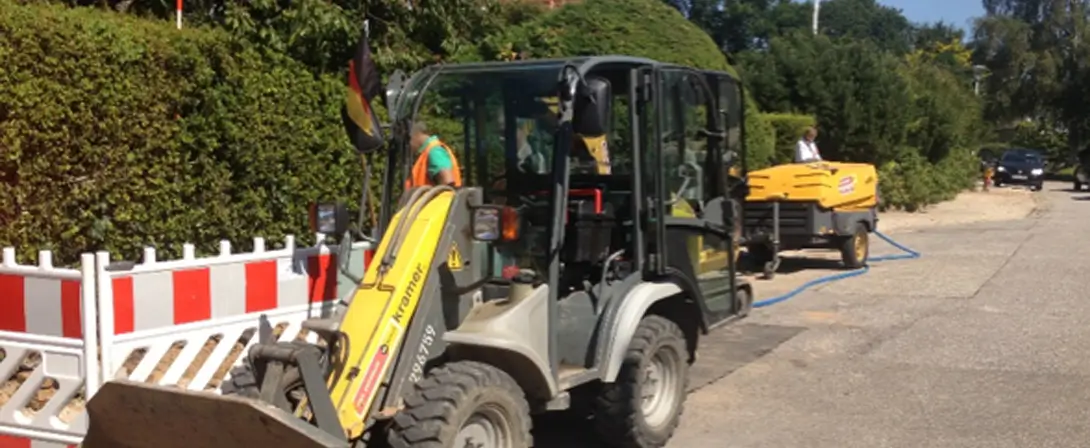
[794,126,822,163]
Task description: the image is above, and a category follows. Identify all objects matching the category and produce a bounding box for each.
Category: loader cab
[383,58,752,380]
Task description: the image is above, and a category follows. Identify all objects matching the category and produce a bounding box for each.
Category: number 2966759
[407,325,437,383]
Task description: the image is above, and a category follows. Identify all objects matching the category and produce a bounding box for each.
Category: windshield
[397,64,568,192]
[387,63,570,277]
[1001,151,1042,164]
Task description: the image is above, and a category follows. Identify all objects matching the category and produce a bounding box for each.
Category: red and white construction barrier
[0,250,96,448]
[0,236,373,447]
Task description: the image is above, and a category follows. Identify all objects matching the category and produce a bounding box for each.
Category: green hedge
[2,0,783,264]
[0,0,357,264]
[762,113,817,166]
[490,0,735,73]
[744,103,777,169]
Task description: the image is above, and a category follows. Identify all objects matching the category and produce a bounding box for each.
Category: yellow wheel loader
[84,56,755,448]
[740,162,879,279]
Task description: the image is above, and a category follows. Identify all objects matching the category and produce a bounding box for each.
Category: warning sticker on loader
[351,262,425,416]
[838,176,856,195]
[447,245,464,271]
[353,325,397,413]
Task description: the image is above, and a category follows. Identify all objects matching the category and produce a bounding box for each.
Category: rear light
[501,206,520,242]
[471,205,521,242]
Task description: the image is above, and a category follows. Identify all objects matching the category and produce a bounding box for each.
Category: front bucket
[84,380,350,448]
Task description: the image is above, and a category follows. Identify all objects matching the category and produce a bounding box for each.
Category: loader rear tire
[388,360,533,448]
[594,315,689,448]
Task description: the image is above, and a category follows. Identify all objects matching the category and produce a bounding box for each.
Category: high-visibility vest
[406,138,463,189]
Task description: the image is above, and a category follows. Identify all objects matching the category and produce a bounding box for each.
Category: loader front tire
[220,364,306,410]
[388,360,533,448]
[594,315,689,448]
[220,365,262,398]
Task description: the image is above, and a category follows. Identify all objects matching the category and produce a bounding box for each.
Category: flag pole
[176,0,182,29]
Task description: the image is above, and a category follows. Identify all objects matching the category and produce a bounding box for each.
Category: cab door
[653,67,738,326]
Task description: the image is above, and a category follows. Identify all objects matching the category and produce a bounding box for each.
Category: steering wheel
[489,173,508,192]
[486,174,546,210]
[667,161,703,205]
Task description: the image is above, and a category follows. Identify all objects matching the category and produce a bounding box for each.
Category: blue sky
[877,0,986,30]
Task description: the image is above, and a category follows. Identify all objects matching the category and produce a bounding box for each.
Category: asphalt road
[540,182,1089,448]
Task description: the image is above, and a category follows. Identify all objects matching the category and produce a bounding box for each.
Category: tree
[719,0,809,53]
[973,0,1090,153]
[665,0,915,55]
[54,0,514,75]
[817,0,915,54]
[737,31,912,162]
[913,20,966,49]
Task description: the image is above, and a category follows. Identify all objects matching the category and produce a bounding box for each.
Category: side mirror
[309,202,349,236]
[471,205,521,242]
[574,76,612,136]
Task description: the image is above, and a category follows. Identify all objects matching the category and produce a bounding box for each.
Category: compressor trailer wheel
[838,225,869,269]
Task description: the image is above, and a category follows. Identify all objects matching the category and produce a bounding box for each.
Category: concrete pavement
[537,182,1088,447]
[670,183,1088,447]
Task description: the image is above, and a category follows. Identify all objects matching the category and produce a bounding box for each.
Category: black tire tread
[220,364,260,398]
[839,224,868,269]
[594,315,689,448]
[388,360,533,448]
[736,287,753,318]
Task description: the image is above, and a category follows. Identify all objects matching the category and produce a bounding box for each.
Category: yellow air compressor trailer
[741,162,879,279]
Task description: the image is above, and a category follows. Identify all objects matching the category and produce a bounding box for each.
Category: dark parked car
[994,149,1045,191]
[1075,148,1090,191]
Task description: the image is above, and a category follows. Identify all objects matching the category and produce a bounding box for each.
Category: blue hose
[751,230,921,308]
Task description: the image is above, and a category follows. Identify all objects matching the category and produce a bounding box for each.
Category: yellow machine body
[670,198,738,272]
[83,191,456,448]
[745,162,878,210]
[329,191,454,437]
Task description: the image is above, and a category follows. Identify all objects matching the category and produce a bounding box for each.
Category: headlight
[309,202,348,235]
[1031,168,1043,175]
[997,166,1006,172]
[471,205,520,242]
[472,207,501,241]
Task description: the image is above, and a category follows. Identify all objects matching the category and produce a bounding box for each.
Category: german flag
[342,28,385,154]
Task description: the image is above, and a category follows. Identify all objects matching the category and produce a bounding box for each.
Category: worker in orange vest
[406,121,463,188]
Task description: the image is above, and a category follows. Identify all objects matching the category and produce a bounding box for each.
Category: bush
[489,0,734,73]
[739,32,912,163]
[762,113,816,165]
[484,0,774,166]
[0,0,358,264]
[900,58,984,163]
[745,103,778,169]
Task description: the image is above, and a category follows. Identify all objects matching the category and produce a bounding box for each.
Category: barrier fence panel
[0,235,373,446]
[97,236,373,393]
[0,249,96,448]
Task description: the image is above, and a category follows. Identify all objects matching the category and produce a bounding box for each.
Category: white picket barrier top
[0,236,373,447]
